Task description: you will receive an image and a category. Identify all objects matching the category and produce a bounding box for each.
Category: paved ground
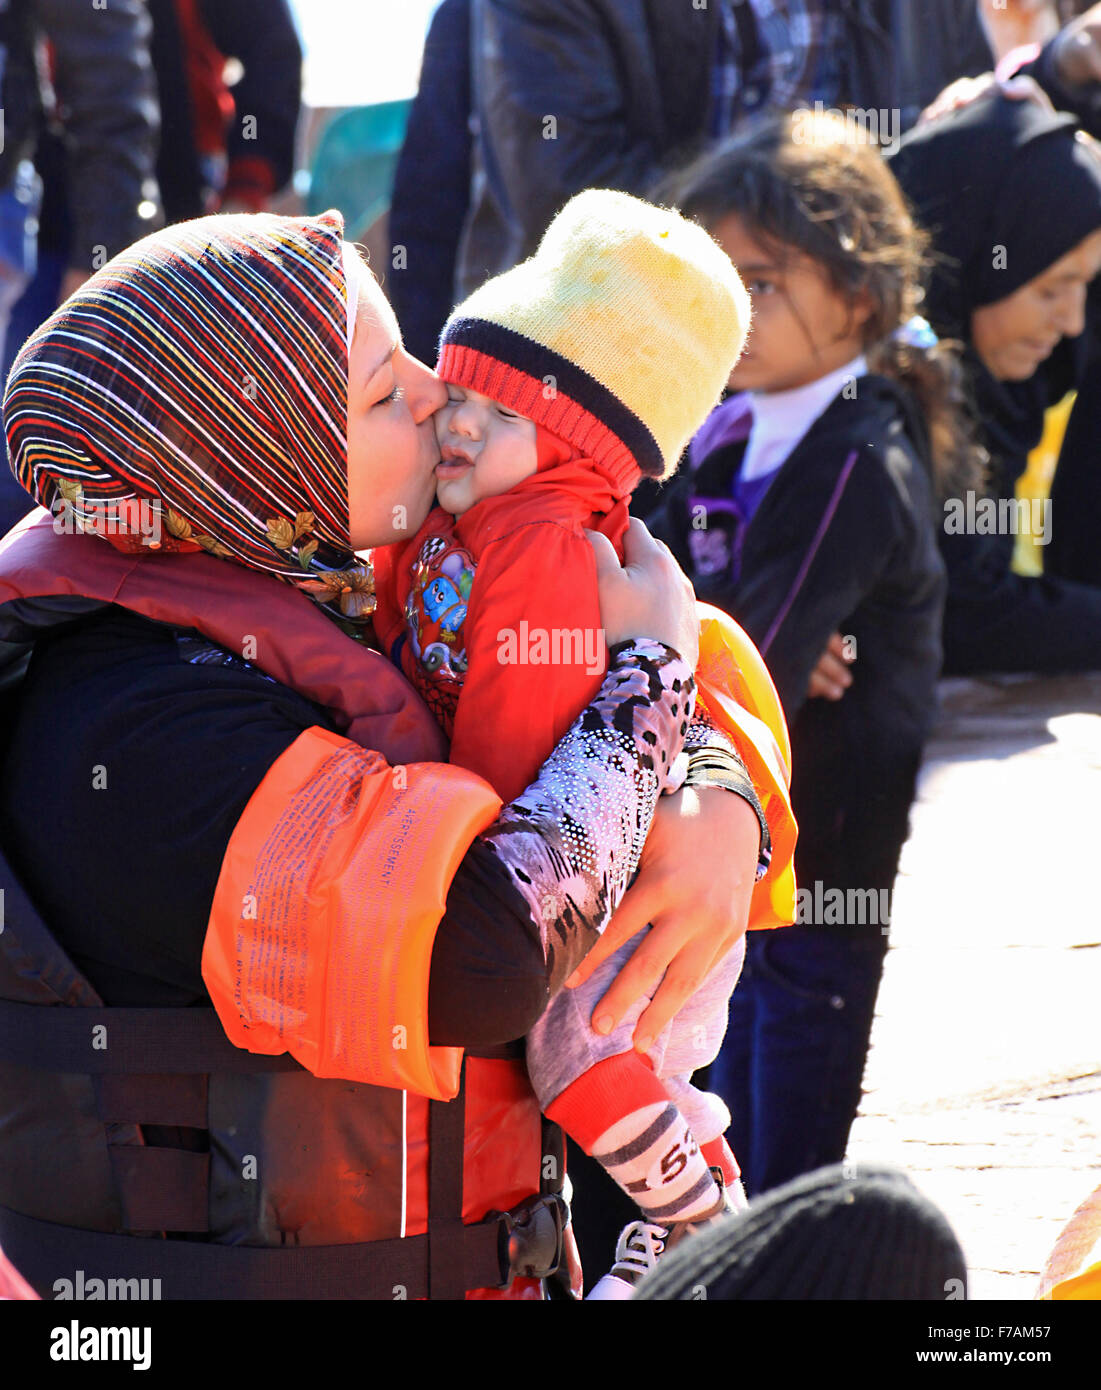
[847,673,1101,1301]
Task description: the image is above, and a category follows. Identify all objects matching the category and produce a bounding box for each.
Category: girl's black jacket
[651,374,946,903]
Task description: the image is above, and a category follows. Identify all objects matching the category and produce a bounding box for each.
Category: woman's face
[970,227,1101,381]
[346,265,447,549]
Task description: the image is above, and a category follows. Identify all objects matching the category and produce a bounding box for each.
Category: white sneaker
[586,1221,670,1300]
[586,1168,743,1300]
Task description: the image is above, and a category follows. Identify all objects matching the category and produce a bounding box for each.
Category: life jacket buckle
[493,1191,569,1285]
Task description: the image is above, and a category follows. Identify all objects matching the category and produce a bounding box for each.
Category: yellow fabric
[447,189,751,478]
[1048,1262,1101,1300]
[694,603,798,930]
[1037,1181,1101,1301]
[1013,391,1074,578]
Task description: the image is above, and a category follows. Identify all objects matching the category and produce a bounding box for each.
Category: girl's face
[346,265,447,549]
[970,227,1101,381]
[711,214,871,393]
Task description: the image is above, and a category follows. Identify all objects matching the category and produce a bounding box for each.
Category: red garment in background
[174,0,275,209]
[175,0,234,157]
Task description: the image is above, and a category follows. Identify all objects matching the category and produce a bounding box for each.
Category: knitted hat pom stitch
[438,189,752,483]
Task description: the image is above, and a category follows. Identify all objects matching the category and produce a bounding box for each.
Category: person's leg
[528,933,723,1227]
[645,935,745,1146]
[649,937,746,1200]
[701,932,761,1192]
[738,924,888,1196]
[553,935,748,1281]
[563,1136,637,1277]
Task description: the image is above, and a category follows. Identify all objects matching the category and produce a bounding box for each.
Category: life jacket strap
[0,1199,519,1300]
[0,998,305,1075]
[428,1057,468,1299]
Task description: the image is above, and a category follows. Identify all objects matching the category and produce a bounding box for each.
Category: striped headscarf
[4,208,377,620]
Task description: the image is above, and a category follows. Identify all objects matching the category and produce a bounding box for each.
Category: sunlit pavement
[847,673,1101,1300]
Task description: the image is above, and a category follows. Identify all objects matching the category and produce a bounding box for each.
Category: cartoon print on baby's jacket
[403,532,476,685]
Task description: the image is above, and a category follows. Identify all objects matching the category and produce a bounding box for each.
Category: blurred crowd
[2,0,1100,1300]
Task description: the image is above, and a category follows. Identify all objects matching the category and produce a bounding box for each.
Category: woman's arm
[681,712,770,871]
[481,638,694,984]
[429,702,769,1048]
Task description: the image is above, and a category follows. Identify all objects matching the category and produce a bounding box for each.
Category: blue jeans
[707,924,889,1198]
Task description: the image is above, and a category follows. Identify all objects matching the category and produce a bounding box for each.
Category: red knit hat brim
[436,338,646,494]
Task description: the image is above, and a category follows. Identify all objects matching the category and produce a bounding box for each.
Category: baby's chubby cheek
[432,410,451,449]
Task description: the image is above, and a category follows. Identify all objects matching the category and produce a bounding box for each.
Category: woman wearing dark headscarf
[889,92,1101,673]
[0,208,770,1299]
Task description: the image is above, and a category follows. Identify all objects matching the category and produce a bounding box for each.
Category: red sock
[548,1054,723,1223]
[545,1052,668,1153]
[701,1135,741,1187]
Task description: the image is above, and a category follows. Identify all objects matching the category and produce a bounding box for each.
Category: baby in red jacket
[372,189,757,1296]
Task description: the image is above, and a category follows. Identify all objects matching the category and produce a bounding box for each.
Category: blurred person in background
[853,5,1101,675]
[0,0,303,538]
[0,0,161,315]
[451,0,995,301]
[0,0,162,536]
[890,89,1101,674]
[145,0,302,222]
[389,0,470,366]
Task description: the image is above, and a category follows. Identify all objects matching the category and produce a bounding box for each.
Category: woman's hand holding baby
[566,782,760,1051]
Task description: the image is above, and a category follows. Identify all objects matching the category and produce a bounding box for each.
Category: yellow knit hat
[437,189,751,483]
